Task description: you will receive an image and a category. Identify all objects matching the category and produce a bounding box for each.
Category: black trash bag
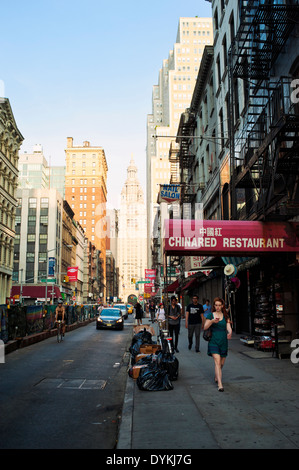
[129,338,143,364]
[138,329,153,344]
[137,355,154,365]
[137,364,173,391]
[156,351,179,381]
[131,329,153,346]
[129,329,157,364]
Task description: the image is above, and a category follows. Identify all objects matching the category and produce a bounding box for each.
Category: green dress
[206,313,228,357]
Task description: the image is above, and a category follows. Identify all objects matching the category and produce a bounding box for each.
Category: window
[29,198,37,209]
[222,34,227,70]
[40,198,49,208]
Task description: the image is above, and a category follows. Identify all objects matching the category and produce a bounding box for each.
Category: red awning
[181,278,198,291]
[164,279,179,293]
[11,285,61,300]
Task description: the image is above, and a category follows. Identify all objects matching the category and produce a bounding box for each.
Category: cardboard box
[132,364,148,379]
[139,344,161,354]
[133,325,155,336]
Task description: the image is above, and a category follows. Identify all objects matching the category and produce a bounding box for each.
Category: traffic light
[64,275,69,282]
[131,278,136,284]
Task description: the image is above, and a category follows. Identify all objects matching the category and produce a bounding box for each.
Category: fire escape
[228,0,299,221]
[174,110,197,206]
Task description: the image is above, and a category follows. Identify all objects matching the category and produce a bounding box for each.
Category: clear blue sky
[1,0,212,208]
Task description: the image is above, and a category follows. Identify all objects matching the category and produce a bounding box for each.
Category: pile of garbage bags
[129,328,154,365]
[128,328,179,391]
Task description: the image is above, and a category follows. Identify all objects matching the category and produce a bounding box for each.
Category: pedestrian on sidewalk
[203,299,212,318]
[149,300,156,323]
[168,296,181,353]
[185,294,204,352]
[156,302,166,329]
[204,297,232,392]
[135,302,143,326]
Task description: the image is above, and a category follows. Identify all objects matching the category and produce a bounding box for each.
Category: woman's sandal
[218,387,224,392]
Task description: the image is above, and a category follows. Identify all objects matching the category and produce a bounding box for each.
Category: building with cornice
[65,137,108,300]
[117,157,147,302]
[0,98,23,304]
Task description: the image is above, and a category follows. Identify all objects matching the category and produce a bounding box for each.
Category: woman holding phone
[204,297,232,392]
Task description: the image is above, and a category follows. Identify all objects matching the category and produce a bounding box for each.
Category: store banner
[144,268,156,294]
[145,269,156,279]
[67,266,79,282]
[158,184,181,204]
[164,220,299,255]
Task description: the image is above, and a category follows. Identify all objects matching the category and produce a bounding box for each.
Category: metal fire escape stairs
[228,0,299,221]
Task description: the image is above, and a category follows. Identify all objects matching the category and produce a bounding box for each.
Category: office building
[64,137,108,299]
[146,17,213,266]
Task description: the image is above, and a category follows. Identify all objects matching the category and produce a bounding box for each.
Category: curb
[117,371,134,449]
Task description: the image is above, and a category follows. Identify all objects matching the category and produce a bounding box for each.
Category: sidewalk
[117,319,299,449]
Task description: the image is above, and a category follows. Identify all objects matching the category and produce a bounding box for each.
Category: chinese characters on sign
[164,220,299,255]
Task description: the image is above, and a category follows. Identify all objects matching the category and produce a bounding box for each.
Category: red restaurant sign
[163,220,299,256]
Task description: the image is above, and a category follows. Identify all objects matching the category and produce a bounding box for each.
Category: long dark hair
[212,297,231,323]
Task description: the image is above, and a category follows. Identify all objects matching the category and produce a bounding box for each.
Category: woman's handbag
[203,327,212,342]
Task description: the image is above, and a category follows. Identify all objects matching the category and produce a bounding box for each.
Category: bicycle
[56,320,63,343]
[157,321,174,354]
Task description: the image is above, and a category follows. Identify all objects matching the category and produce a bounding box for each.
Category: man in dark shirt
[185,294,204,352]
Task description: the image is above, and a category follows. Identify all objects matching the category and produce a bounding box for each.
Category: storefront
[10,285,62,304]
[163,219,299,357]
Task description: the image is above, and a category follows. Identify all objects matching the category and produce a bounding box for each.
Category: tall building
[18,145,65,199]
[18,145,49,189]
[64,137,108,299]
[12,188,64,302]
[117,157,147,302]
[12,189,87,303]
[49,165,65,199]
[146,17,213,266]
[0,98,24,304]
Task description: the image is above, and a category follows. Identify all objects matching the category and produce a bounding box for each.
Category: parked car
[126,304,133,314]
[113,303,128,319]
[96,308,124,330]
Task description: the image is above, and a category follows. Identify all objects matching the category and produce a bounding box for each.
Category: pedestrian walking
[204,297,232,392]
[156,302,166,329]
[149,301,156,323]
[168,296,181,353]
[185,295,204,352]
[203,299,212,318]
[135,302,143,326]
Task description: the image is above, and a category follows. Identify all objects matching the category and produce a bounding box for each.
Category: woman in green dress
[204,297,232,392]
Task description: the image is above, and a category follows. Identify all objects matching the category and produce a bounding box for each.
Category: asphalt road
[0,317,133,449]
